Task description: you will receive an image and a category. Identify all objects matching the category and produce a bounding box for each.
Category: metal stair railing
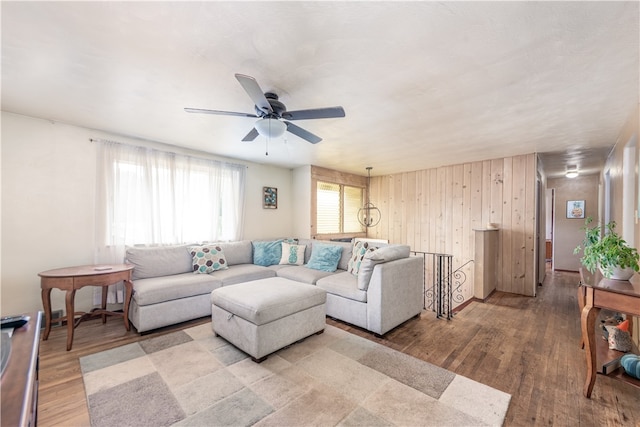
[410,251,473,320]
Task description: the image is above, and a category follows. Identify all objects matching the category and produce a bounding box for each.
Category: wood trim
[311,165,367,187]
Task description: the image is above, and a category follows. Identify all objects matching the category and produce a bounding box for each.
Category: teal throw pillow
[620,354,640,380]
[252,240,282,266]
[306,243,343,272]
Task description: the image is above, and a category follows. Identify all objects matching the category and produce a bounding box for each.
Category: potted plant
[574,217,640,280]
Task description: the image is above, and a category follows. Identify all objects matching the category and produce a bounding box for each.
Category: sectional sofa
[125,238,424,336]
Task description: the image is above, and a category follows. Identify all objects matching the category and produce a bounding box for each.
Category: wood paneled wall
[367,154,537,302]
[602,105,639,345]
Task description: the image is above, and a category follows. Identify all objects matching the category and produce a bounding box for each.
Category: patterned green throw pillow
[188,245,229,274]
[348,240,378,276]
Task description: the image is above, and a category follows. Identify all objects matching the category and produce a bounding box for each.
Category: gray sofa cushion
[132,272,222,306]
[357,245,411,291]
[367,244,410,262]
[126,244,193,280]
[316,272,367,303]
[335,241,354,271]
[218,240,253,265]
[297,239,314,263]
[210,277,326,325]
[211,264,276,286]
[277,265,336,284]
[267,264,295,273]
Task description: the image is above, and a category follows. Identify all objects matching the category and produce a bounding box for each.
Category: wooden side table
[38,264,134,351]
[579,268,640,397]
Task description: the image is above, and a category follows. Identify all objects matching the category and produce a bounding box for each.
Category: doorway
[546,188,555,270]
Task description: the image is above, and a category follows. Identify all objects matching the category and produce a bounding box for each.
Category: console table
[578,268,640,398]
[39,264,134,351]
[1,311,41,427]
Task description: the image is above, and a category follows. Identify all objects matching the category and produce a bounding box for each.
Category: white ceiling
[2,1,638,178]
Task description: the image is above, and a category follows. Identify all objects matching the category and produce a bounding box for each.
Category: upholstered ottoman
[210,277,327,362]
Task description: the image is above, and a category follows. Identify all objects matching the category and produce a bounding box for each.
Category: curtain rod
[89,137,248,169]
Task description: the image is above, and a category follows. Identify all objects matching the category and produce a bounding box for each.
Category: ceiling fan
[184,74,345,144]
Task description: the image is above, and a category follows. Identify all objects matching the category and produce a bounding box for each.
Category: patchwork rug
[80,324,510,427]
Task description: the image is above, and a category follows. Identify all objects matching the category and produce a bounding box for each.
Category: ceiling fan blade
[184,107,258,118]
[235,74,273,115]
[241,128,259,142]
[282,106,345,121]
[285,122,322,144]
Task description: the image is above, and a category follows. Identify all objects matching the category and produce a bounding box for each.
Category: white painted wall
[292,165,311,239]
[622,139,636,246]
[243,163,295,240]
[1,112,294,316]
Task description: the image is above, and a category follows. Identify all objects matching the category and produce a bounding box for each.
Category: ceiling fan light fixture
[185,74,344,144]
[255,118,286,139]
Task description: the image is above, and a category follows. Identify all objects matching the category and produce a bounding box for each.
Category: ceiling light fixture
[357,167,381,228]
[565,165,579,179]
[254,118,286,139]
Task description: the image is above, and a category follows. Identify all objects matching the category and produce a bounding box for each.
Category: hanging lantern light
[357,167,381,227]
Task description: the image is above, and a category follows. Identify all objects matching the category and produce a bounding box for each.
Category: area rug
[80,323,510,427]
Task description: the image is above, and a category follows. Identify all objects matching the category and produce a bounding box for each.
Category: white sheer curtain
[94,140,246,304]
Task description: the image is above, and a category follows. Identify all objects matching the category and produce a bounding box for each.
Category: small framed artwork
[566,200,585,219]
[263,187,277,209]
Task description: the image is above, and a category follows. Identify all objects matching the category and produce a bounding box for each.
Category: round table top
[38,264,134,278]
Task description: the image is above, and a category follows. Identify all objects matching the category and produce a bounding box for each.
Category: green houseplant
[574,217,640,280]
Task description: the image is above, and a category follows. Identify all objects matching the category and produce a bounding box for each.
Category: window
[97,141,246,247]
[94,140,246,305]
[316,180,364,235]
[311,166,367,238]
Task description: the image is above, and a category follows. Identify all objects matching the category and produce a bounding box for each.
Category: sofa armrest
[366,256,424,335]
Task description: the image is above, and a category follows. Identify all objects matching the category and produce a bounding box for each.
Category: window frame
[311,165,368,240]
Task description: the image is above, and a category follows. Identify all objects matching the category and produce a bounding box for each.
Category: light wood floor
[37,269,639,426]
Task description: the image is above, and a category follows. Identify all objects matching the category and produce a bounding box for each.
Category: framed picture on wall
[566,200,585,219]
[263,187,277,209]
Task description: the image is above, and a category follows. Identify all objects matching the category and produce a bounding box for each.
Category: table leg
[41,288,53,341]
[581,303,600,398]
[577,284,585,349]
[123,279,133,331]
[101,286,108,324]
[65,289,76,351]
